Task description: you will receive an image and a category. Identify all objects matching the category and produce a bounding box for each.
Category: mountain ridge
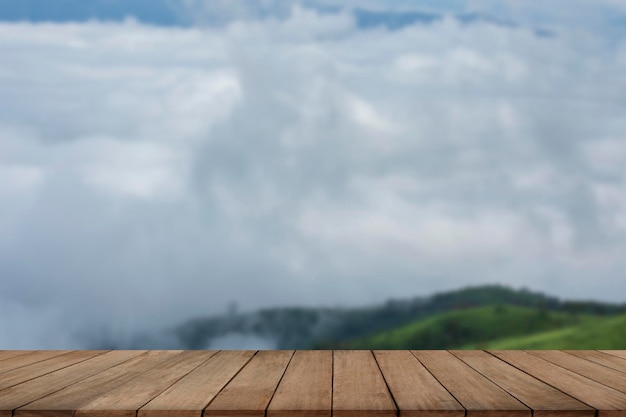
[84,284,626,349]
[171,284,626,350]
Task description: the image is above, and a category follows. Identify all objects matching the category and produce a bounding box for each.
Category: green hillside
[476,313,626,349]
[171,284,626,350]
[341,305,594,349]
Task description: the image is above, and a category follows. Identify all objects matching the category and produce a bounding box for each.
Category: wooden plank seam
[197,350,259,417]
[1,351,626,417]
[371,351,400,417]
[409,351,468,417]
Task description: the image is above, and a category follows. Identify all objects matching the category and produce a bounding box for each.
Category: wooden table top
[1,350,626,417]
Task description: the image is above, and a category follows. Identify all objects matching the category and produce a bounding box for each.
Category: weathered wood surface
[492,350,626,417]
[1,350,626,417]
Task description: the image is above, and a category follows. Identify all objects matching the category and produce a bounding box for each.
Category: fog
[1,0,626,348]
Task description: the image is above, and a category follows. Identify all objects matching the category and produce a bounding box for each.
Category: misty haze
[1,0,626,350]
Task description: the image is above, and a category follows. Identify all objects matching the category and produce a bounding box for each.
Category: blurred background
[1,0,626,350]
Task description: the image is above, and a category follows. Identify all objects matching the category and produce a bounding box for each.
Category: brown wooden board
[74,350,213,417]
[374,350,464,417]
[333,350,396,417]
[267,350,332,417]
[0,351,106,392]
[5,350,626,417]
[0,351,35,362]
[2,351,145,417]
[601,351,626,361]
[412,350,530,417]
[564,351,626,373]
[139,350,254,417]
[529,350,626,394]
[0,351,72,375]
[491,350,626,417]
[16,351,183,417]
[204,350,294,417]
[452,350,593,417]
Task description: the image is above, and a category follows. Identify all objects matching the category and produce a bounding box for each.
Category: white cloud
[0,164,44,193]
[583,137,626,173]
[394,53,438,73]
[75,138,189,199]
[1,5,626,348]
[345,93,399,135]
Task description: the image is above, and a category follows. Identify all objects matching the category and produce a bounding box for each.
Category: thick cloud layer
[1,3,626,348]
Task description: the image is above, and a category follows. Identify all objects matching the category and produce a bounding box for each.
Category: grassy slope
[344,305,594,349]
[475,313,626,349]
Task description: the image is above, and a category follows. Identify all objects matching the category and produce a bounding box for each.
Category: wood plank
[374,350,464,417]
[267,350,332,417]
[0,351,72,374]
[139,350,253,417]
[333,350,396,417]
[491,350,626,417]
[412,350,529,417]
[16,350,184,417]
[0,351,35,362]
[204,350,293,417]
[601,351,626,361]
[529,350,626,393]
[0,350,106,391]
[452,350,593,417]
[6,350,626,417]
[2,351,145,417]
[564,351,626,373]
[75,350,213,417]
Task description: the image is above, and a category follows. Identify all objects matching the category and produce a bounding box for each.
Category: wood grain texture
[2,350,626,417]
[0,351,72,374]
[75,350,213,417]
[452,350,593,417]
[374,350,464,417]
[16,351,182,417]
[0,351,106,392]
[491,350,626,417]
[139,350,253,417]
[267,350,332,417]
[412,350,530,417]
[204,350,294,417]
[564,350,626,373]
[529,350,626,393]
[333,350,396,417]
[0,351,35,362]
[3,351,145,417]
[600,351,626,363]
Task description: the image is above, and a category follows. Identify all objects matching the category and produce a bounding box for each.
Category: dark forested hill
[333,305,595,349]
[169,284,626,350]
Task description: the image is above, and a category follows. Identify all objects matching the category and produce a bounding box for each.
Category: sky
[1,0,626,348]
